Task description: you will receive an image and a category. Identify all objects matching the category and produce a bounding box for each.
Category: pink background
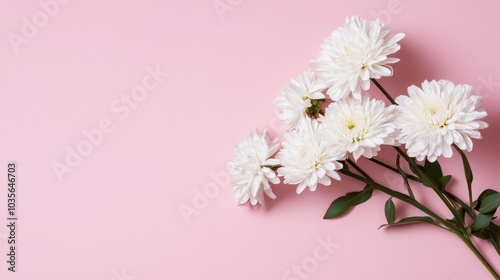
[1,0,500,279]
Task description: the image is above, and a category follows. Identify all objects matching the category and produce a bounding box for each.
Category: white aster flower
[318,95,397,161]
[229,130,280,206]
[277,118,343,194]
[274,70,327,131]
[311,16,405,100]
[395,80,488,162]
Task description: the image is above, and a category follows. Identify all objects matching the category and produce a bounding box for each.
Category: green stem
[346,158,372,180]
[446,145,500,256]
[339,169,457,234]
[368,78,500,275]
[396,154,416,200]
[445,191,475,218]
[341,168,500,279]
[368,157,420,182]
[490,232,500,257]
[452,144,475,214]
[447,191,500,256]
[370,80,469,233]
[371,78,397,105]
[461,236,500,280]
[394,147,467,231]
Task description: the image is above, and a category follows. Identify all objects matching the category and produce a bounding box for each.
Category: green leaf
[479,193,500,214]
[409,162,424,177]
[451,206,466,225]
[488,222,500,237]
[471,222,500,255]
[323,186,373,219]
[379,216,435,229]
[424,159,443,182]
[472,229,489,240]
[409,161,437,189]
[438,175,452,189]
[471,212,495,232]
[384,198,396,224]
[475,189,500,211]
[454,146,473,203]
[418,174,437,189]
[484,222,500,256]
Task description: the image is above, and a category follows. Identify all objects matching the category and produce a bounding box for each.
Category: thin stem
[394,147,467,233]
[350,157,416,199]
[370,81,471,234]
[369,158,420,182]
[453,144,475,213]
[346,158,372,180]
[339,169,459,234]
[446,191,500,256]
[461,237,500,280]
[445,145,500,256]
[396,154,416,200]
[368,79,499,276]
[445,191,476,218]
[341,168,500,279]
[489,232,500,257]
[371,78,396,105]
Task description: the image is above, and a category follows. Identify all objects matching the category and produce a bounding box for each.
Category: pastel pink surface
[1,0,500,279]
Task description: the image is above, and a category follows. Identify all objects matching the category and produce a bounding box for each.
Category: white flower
[229,130,280,206]
[318,95,397,160]
[277,118,343,194]
[395,80,488,162]
[274,70,327,131]
[311,16,405,100]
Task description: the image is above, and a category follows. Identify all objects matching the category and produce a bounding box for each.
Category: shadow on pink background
[1,0,500,279]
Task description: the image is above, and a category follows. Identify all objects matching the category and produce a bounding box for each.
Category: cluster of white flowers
[229,16,488,206]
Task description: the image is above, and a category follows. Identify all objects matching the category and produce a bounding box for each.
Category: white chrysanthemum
[274,70,327,131]
[277,118,343,194]
[318,95,397,160]
[229,130,280,206]
[395,80,488,162]
[311,16,405,100]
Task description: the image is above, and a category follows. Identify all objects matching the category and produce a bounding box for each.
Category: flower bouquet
[228,16,500,279]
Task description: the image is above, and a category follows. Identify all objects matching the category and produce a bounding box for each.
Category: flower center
[314,161,321,170]
[343,116,366,142]
[424,104,450,127]
[346,120,356,130]
[425,106,438,115]
[302,95,309,101]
